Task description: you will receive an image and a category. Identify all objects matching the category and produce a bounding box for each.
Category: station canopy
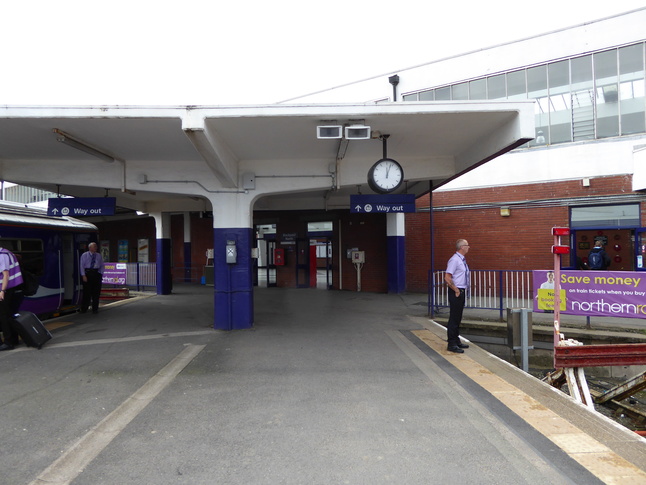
[0,103,534,215]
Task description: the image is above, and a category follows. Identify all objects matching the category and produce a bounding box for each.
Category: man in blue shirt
[444,239,471,353]
[79,242,105,314]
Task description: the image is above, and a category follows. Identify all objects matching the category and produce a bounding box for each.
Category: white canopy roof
[0,102,534,215]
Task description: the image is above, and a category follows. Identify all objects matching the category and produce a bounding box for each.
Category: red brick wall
[404,175,638,293]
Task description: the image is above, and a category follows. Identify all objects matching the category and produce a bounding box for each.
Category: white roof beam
[182,113,238,188]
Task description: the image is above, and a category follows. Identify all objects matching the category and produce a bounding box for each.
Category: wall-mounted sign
[350,194,415,213]
[48,197,116,217]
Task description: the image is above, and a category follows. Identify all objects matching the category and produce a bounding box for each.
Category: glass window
[571,204,640,228]
[402,93,418,102]
[527,65,547,94]
[548,60,569,90]
[527,65,548,146]
[595,50,619,138]
[435,87,451,100]
[452,82,469,100]
[487,74,506,99]
[571,55,592,85]
[548,60,571,144]
[619,43,645,135]
[469,78,486,100]
[506,70,526,100]
[418,90,434,101]
[570,55,595,141]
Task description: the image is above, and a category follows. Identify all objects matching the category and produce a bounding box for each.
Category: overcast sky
[1,1,645,106]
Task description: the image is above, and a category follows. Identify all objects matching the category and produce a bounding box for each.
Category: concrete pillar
[151,212,172,295]
[211,193,254,330]
[387,212,406,293]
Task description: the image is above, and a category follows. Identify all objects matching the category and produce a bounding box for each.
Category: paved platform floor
[0,285,644,484]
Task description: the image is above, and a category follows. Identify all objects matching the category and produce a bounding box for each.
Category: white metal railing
[124,262,157,290]
[429,270,534,319]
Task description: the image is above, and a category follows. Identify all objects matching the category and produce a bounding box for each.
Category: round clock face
[367,158,404,194]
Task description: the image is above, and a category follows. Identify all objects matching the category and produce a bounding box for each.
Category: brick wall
[404,175,640,293]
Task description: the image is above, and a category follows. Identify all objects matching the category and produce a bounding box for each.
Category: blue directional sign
[48,197,116,217]
[350,194,416,213]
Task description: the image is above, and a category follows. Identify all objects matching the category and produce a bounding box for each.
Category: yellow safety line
[412,329,646,485]
[45,322,75,331]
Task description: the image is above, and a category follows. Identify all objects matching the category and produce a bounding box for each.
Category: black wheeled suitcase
[12,311,52,349]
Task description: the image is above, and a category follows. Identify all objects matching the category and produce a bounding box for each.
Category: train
[0,201,98,317]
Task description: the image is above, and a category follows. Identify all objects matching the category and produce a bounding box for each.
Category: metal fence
[429,270,534,320]
[124,262,157,290]
[116,263,203,291]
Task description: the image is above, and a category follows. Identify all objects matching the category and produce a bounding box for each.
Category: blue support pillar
[152,212,172,295]
[183,212,192,282]
[156,237,172,294]
[213,227,253,330]
[184,242,192,282]
[387,212,406,293]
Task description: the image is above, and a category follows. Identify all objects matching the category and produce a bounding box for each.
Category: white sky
[1,1,645,106]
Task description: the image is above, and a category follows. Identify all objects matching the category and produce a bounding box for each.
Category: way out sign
[48,197,116,217]
[350,194,416,213]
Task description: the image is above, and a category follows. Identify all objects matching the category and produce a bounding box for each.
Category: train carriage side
[0,203,98,317]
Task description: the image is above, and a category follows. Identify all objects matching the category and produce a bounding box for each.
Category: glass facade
[571,204,640,228]
[403,42,646,147]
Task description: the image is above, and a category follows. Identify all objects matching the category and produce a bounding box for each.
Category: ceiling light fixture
[53,128,115,163]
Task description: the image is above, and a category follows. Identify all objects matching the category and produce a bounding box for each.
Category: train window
[0,240,19,252]
[1,238,44,275]
[20,240,43,252]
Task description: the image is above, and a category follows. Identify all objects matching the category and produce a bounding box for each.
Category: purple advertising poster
[533,270,646,320]
[102,262,127,285]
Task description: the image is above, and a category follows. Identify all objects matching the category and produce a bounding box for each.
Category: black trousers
[82,270,103,312]
[0,288,19,344]
[447,289,466,347]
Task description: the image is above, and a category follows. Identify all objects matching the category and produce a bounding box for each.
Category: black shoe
[457,343,469,349]
[0,343,15,351]
[92,310,98,314]
[447,346,464,354]
[79,309,87,314]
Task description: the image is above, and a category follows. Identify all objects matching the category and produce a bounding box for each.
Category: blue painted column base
[183,242,192,282]
[156,238,172,295]
[387,235,406,293]
[213,228,254,330]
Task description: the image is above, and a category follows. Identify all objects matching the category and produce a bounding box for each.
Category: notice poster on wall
[533,270,646,320]
[100,240,110,262]
[138,239,149,263]
[118,240,129,263]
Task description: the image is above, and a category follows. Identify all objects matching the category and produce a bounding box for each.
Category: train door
[61,234,76,303]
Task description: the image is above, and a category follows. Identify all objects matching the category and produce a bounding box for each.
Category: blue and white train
[0,201,97,317]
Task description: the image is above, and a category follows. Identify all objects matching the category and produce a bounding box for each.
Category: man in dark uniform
[79,242,105,314]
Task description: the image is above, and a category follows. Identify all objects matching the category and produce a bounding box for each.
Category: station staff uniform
[80,244,105,314]
[0,248,24,350]
[445,246,470,351]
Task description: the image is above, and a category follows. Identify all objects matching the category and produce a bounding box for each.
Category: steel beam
[554,343,646,368]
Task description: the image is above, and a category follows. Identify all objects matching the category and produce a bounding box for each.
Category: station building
[288,8,646,291]
[1,9,645,329]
